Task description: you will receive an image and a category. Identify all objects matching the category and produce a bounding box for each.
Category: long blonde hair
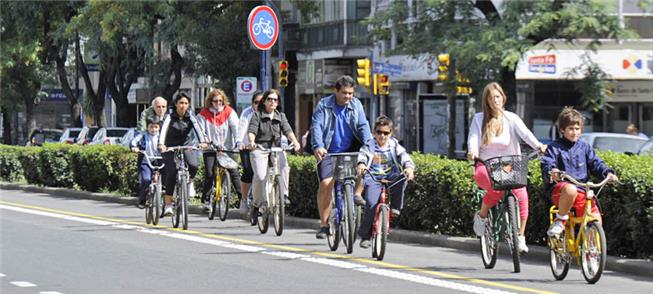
[481,82,507,145]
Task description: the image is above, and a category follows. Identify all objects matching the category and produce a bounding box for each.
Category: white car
[89,127,130,145]
[579,132,648,154]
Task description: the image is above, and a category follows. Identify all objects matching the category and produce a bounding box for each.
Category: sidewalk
[2,182,651,278]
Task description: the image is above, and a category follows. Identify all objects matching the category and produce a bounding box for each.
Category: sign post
[236,77,258,113]
[247,5,280,92]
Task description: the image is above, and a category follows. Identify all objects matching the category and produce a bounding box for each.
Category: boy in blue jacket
[541,107,618,237]
[131,118,163,208]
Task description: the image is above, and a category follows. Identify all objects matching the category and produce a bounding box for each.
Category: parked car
[75,126,100,145]
[60,127,82,144]
[26,128,63,146]
[119,127,138,148]
[579,132,648,154]
[89,127,129,145]
[637,139,653,156]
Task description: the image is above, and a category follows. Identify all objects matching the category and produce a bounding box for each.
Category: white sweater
[467,111,542,160]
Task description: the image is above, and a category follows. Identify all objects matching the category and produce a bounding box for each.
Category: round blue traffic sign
[247,6,279,50]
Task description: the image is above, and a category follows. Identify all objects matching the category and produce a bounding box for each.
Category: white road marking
[0,273,5,277]
[1,204,515,294]
[40,292,65,294]
[10,281,36,287]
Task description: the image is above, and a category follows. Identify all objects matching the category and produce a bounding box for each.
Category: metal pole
[260,51,266,90]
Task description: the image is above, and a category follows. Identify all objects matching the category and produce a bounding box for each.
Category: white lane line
[10,281,37,287]
[0,273,5,277]
[0,204,515,294]
[40,292,65,294]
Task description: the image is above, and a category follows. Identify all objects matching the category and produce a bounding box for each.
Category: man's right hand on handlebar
[549,168,561,182]
[314,147,327,161]
[356,163,367,177]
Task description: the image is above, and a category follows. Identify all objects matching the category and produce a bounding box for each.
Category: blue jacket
[310,94,373,151]
[540,137,614,196]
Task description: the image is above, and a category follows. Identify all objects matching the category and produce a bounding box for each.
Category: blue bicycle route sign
[247,6,279,51]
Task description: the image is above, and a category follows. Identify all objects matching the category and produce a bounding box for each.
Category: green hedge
[1,143,651,259]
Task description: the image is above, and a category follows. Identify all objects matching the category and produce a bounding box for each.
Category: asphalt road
[1,188,651,294]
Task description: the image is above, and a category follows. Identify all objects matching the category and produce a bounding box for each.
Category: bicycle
[254,144,294,236]
[476,152,537,273]
[206,144,239,221]
[164,145,199,230]
[363,169,407,261]
[547,171,611,284]
[324,152,362,254]
[140,151,165,226]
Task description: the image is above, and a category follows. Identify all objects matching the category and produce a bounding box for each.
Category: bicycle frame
[488,192,520,243]
[368,172,407,237]
[328,153,359,226]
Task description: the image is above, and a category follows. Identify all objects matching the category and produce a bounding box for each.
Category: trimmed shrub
[0,145,25,182]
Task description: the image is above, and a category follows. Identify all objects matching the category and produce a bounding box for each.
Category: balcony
[298,20,372,51]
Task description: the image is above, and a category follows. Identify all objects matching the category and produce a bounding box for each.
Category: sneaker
[284,195,291,206]
[360,239,372,249]
[518,235,529,254]
[390,208,401,218]
[239,199,249,214]
[315,226,329,239]
[473,212,488,237]
[547,220,565,237]
[163,206,174,217]
[188,182,196,198]
[136,203,145,209]
[354,194,366,206]
[202,201,210,212]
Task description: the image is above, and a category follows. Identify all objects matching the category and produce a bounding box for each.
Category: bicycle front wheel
[373,205,389,261]
[506,196,521,273]
[181,177,189,230]
[581,221,606,284]
[342,182,356,254]
[548,233,570,280]
[152,183,161,226]
[327,202,341,251]
[273,179,284,236]
[145,186,154,225]
[218,171,231,221]
[172,182,181,228]
[480,211,498,269]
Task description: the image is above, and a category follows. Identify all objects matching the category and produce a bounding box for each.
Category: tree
[367,0,633,157]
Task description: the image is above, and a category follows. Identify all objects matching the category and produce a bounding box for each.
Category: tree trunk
[77,41,107,127]
[162,45,183,102]
[56,45,83,127]
[19,79,38,143]
[2,106,12,145]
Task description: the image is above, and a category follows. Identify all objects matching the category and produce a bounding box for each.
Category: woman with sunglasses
[247,89,301,218]
[467,82,547,254]
[197,88,242,209]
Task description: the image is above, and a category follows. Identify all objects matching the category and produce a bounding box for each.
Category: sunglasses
[253,100,262,104]
[375,130,391,136]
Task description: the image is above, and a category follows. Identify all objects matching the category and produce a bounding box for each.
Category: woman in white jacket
[197,89,241,208]
[467,82,546,254]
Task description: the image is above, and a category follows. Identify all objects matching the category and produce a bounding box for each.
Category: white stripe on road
[10,281,37,287]
[0,204,515,294]
[40,292,65,294]
[0,273,5,277]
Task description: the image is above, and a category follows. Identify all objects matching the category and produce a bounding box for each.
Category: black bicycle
[324,152,362,254]
[140,151,164,226]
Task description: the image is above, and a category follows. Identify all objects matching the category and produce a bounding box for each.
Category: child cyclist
[131,117,163,209]
[355,115,415,249]
[541,107,618,237]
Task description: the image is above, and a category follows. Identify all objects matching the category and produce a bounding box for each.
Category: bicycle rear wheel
[181,179,188,230]
[373,205,389,260]
[218,171,231,221]
[257,208,269,234]
[342,182,356,254]
[581,221,606,284]
[327,204,341,251]
[548,234,570,280]
[506,196,521,273]
[208,174,219,220]
[273,179,284,236]
[480,211,498,269]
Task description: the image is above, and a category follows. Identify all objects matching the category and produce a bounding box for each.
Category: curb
[2,182,651,278]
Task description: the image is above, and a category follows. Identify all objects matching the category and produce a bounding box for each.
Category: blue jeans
[358,173,407,240]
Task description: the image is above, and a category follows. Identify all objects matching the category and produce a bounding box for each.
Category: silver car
[89,127,130,145]
[579,132,648,154]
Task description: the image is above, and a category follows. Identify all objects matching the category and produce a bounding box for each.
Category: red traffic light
[279,60,288,70]
[380,75,388,83]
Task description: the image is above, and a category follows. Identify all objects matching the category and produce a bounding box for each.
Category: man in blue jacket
[310,75,373,239]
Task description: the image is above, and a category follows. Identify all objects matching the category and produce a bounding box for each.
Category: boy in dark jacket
[131,118,162,208]
[541,107,618,237]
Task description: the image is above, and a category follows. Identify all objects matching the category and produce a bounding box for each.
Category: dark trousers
[202,152,242,201]
[358,173,407,240]
[163,150,199,195]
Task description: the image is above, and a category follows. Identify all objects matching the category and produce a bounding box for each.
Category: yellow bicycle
[547,171,612,284]
[207,145,239,222]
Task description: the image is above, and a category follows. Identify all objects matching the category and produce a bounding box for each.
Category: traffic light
[356,58,372,87]
[437,53,450,81]
[378,74,390,95]
[278,60,289,87]
[455,71,472,95]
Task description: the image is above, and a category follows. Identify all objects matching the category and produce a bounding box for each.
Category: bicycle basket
[215,153,238,169]
[332,154,357,180]
[484,154,529,190]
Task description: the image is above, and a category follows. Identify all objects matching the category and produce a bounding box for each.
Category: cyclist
[158,93,208,216]
[311,75,373,239]
[137,96,168,131]
[238,90,264,214]
[541,107,618,237]
[247,89,301,220]
[197,88,241,210]
[467,82,546,254]
[355,115,415,249]
[130,117,162,209]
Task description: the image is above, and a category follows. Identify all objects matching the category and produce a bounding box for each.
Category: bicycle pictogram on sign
[247,6,279,51]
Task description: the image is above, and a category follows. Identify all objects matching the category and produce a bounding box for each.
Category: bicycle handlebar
[362,169,408,189]
[208,142,239,153]
[255,143,296,152]
[163,145,200,153]
[472,150,541,167]
[555,171,612,189]
[138,151,165,169]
